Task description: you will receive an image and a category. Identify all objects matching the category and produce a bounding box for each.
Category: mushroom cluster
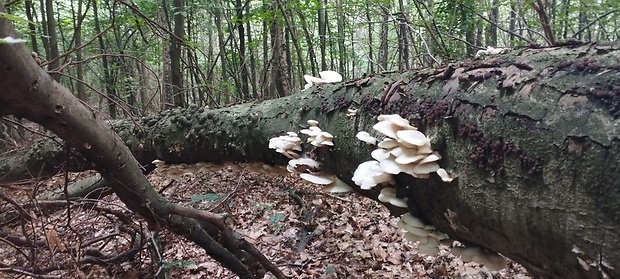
[268,132,302,159]
[303,71,342,90]
[269,120,352,193]
[299,120,334,147]
[352,114,455,190]
[452,246,507,271]
[475,46,507,58]
[398,213,450,256]
[351,114,461,257]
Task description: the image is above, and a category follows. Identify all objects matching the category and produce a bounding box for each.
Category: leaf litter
[0,162,531,278]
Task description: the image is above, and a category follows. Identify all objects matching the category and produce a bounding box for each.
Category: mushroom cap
[268,136,301,150]
[373,121,398,139]
[300,126,322,137]
[413,161,440,174]
[389,197,408,208]
[379,158,409,174]
[378,138,400,149]
[321,177,353,193]
[396,130,430,147]
[436,168,456,182]
[428,231,450,241]
[371,148,391,161]
[378,187,396,202]
[417,143,433,154]
[401,213,426,228]
[152,159,165,168]
[380,187,397,197]
[279,149,301,159]
[304,74,327,85]
[377,114,407,123]
[307,119,319,126]
[352,161,394,189]
[419,152,442,164]
[347,108,358,117]
[288,158,321,173]
[318,70,342,83]
[299,173,334,185]
[391,147,426,164]
[356,131,377,145]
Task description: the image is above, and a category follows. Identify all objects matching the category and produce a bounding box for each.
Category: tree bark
[171,0,185,107]
[2,18,620,278]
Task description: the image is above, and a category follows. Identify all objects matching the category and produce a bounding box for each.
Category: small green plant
[191,193,222,203]
[269,212,286,230]
[162,259,194,269]
[324,265,336,275]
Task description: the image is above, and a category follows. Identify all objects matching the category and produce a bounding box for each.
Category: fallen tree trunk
[2,31,620,278]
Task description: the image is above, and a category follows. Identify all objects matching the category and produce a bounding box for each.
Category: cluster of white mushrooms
[352,114,455,190]
[350,114,454,256]
[268,120,352,193]
[267,108,506,270]
[475,46,508,58]
[351,114,506,270]
[303,71,342,90]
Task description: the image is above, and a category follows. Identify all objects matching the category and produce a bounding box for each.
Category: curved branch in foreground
[0,7,283,279]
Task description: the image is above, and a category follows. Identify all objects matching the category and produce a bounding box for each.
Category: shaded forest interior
[0,0,619,279]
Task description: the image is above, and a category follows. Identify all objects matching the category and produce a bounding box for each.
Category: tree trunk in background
[171,0,184,107]
[296,9,317,75]
[160,3,174,108]
[378,5,389,71]
[25,0,39,54]
[73,0,86,101]
[214,0,227,103]
[44,0,60,81]
[236,0,250,100]
[137,59,151,112]
[335,0,346,75]
[509,2,516,43]
[318,0,327,71]
[366,2,374,74]
[269,7,290,98]
[37,0,50,60]
[261,0,269,98]
[246,2,258,99]
[485,0,498,46]
[577,2,590,41]
[92,0,117,117]
[397,0,410,70]
[4,40,620,279]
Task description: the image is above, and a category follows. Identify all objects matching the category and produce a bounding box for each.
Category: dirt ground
[0,162,532,278]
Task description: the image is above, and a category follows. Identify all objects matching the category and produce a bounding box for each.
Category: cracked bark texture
[2,39,620,278]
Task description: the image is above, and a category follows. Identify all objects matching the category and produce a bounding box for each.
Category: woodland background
[2,0,618,119]
[1,0,619,278]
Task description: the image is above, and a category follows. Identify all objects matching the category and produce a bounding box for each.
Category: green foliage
[191,193,223,203]
[162,259,195,269]
[269,212,286,230]
[0,12,33,24]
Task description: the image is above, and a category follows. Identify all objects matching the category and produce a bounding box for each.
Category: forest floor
[0,161,532,279]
